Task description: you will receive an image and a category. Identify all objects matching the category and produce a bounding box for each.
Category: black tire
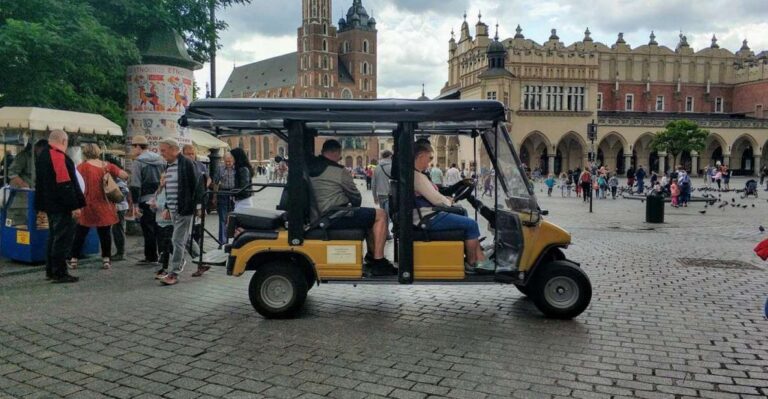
[529,260,591,319]
[248,261,308,319]
[514,284,531,297]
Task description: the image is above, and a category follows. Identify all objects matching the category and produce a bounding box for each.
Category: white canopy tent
[0,107,122,136]
[187,128,229,153]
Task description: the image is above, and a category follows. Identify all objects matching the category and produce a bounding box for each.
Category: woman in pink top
[69,143,129,270]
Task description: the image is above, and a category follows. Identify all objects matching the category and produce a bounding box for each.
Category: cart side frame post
[396,122,415,284]
[287,120,307,246]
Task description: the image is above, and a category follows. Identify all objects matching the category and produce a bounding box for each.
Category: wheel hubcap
[543,276,579,309]
[261,275,294,309]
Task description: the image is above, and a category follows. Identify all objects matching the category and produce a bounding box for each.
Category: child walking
[559,172,568,197]
[544,174,556,197]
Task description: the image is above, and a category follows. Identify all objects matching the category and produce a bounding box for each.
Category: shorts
[327,207,376,229]
[426,212,480,240]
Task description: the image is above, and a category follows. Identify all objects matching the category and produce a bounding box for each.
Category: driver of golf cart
[413,142,494,274]
[308,139,394,273]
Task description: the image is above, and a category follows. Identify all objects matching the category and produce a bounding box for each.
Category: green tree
[0,0,140,127]
[86,0,250,63]
[650,120,709,168]
[0,0,249,128]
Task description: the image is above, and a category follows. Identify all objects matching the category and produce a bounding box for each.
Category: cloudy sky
[194,0,768,99]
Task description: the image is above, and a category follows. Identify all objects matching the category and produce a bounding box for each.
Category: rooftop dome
[340,0,375,32]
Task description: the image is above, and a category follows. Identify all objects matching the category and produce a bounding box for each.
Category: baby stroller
[743,179,758,198]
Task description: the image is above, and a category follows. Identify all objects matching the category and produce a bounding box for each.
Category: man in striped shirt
[157,139,204,285]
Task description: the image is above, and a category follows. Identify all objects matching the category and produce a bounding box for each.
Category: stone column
[723,154,731,168]
[658,152,667,175]
[548,154,555,175]
[624,153,632,174]
[691,151,699,176]
[583,153,590,169]
[753,156,761,177]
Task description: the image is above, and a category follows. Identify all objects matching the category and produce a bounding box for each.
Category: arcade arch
[555,131,586,173]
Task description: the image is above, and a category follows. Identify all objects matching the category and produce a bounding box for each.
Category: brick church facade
[219,0,380,167]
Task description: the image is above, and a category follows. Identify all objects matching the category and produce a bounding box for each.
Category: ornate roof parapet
[737,39,754,58]
[459,12,471,42]
[710,34,719,49]
[514,24,524,39]
[649,31,658,46]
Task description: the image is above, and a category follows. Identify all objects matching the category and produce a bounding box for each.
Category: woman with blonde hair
[69,143,128,270]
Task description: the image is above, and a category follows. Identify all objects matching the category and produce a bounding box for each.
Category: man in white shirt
[444,163,461,187]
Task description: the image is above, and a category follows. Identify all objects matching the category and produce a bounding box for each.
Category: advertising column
[126,65,195,152]
[125,29,202,153]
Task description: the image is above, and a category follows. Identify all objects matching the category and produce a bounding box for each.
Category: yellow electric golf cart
[181,99,591,319]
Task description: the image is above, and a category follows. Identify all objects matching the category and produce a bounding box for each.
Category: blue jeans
[217,194,234,245]
[426,212,481,240]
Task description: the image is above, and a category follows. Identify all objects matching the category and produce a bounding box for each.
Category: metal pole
[209,0,217,98]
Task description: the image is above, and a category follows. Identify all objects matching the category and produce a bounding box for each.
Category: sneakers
[365,258,398,277]
[51,275,79,283]
[155,269,168,280]
[160,273,178,285]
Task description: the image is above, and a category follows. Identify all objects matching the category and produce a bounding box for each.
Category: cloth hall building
[439,15,768,176]
[219,0,381,167]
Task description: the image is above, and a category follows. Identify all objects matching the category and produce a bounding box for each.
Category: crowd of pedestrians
[25,131,256,285]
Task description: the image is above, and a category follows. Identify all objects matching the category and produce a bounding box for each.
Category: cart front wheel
[249,261,308,319]
[514,284,531,297]
[530,260,591,319]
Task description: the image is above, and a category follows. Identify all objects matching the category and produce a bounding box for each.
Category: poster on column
[125,64,194,153]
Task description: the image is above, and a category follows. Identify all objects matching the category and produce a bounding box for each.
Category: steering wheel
[450,179,475,203]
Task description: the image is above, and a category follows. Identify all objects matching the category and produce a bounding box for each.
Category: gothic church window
[363,40,369,53]
[322,39,327,51]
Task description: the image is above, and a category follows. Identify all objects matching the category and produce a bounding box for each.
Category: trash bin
[645,194,664,223]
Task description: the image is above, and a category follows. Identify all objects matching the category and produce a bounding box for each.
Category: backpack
[580,173,591,183]
[138,160,164,197]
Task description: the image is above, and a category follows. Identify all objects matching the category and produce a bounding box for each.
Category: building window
[522,85,585,111]
[322,55,328,70]
[300,57,305,70]
[597,92,603,110]
[342,41,349,54]
[322,39,327,52]
[715,97,723,113]
[363,40,369,53]
[685,96,694,112]
[486,91,497,100]
[303,39,308,52]
[322,74,329,87]
[364,79,369,91]
[341,89,352,99]
[323,23,327,35]
[625,94,634,111]
[362,62,368,75]
[655,95,664,112]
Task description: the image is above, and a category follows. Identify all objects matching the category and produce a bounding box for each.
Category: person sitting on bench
[308,139,394,272]
[413,142,493,273]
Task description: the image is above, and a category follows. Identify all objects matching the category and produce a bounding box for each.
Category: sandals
[68,258,78,270]
[191,266,210,277]
[101,259,112,270]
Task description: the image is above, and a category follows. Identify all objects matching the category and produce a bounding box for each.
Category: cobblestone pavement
[1,177,767,399]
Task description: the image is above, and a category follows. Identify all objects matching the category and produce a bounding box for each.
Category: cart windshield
[482,125,538,214]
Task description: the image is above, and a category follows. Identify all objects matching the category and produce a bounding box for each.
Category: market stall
[0,107,122,263]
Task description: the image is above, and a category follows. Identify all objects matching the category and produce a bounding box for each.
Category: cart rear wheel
[530,260,591,319]
[249,261,308,319]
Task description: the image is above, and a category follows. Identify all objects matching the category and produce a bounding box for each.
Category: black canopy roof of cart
[179,98,507,135]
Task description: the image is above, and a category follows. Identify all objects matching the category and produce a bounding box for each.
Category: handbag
[102,163,124,203]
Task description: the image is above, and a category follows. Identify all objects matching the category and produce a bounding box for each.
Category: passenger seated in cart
[308,139,393,271]
[413,142,494,274]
